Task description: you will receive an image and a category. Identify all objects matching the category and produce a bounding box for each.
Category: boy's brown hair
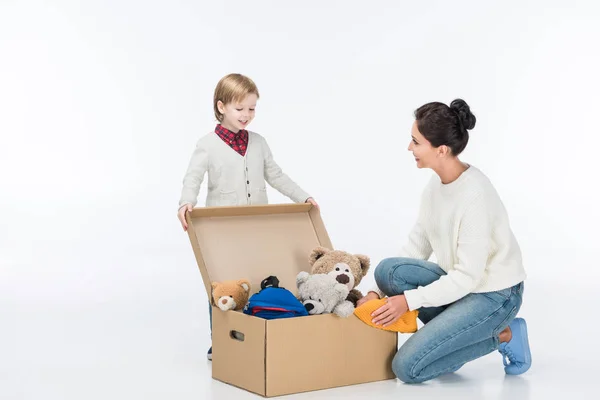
[213,73,260,122]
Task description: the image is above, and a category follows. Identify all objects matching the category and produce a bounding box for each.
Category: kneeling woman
[359,99,531,383]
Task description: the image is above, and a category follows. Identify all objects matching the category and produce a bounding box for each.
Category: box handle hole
[230,330,245,341]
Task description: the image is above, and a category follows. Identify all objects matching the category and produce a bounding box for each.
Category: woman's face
[408,121,439,169]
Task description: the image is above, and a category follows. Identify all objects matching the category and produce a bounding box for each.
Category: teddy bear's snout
[216,296,237,311]
[303,300,324,314]
[336,274,350,285]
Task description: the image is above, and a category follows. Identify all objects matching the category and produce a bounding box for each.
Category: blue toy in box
[243,276,308,319]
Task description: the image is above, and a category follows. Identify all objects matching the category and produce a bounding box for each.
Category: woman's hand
[178,204,193,231]
[371,295,409,327]
[356,291,380,307]
[305,197,319,209]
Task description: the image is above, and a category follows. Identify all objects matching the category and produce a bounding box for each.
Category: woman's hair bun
[450,99,476,131]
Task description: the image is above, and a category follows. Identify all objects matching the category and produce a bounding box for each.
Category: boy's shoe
[498,318,531,375]
[207,347,212,361]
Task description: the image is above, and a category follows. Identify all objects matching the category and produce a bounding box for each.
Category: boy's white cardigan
[179,130,310,208]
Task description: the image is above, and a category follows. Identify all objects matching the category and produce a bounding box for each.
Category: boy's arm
[261,137,311,203]
[178,139,209,208]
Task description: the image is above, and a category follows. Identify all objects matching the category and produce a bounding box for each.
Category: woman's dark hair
[414,99,476,156]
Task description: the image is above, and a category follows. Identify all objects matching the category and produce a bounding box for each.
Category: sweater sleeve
[399,219,433,260]
[261,137,311,203]
[403,194,492,310]
[178,139,209,208]
[368,219,433,298]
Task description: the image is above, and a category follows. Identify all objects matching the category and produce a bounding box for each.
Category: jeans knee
[392,351,421,384]
[375,257,415,296]
[373,260,386,287]
[374,258,396,293]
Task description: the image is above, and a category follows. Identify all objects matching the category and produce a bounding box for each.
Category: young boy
[177,73,318,360]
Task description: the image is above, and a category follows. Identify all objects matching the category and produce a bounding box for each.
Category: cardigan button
[248,193,251,197]
[247,180,249,184]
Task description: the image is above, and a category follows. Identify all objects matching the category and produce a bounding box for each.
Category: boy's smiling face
[218,93,257,132]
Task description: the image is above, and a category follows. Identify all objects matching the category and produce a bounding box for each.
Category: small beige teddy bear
[211,279,251,311]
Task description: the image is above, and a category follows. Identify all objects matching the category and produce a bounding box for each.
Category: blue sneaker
[207,347,212,361]
[498,318,531,375]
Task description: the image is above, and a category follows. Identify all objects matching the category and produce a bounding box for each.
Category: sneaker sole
[506,319,531,375]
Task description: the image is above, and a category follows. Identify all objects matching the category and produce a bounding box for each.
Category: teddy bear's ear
[237,279,251,293]
[309,246,331,266]
[355,254,371,275]
[210,282,218,305]
[296,271,310,287]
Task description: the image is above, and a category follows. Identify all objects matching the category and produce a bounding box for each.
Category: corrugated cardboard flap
[186,203,333,299]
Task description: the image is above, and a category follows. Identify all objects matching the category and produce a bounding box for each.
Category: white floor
[1,255,596,400]
[2,0,600,397]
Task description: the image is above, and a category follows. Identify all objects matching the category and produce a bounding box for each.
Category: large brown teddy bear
[308,246,370,306]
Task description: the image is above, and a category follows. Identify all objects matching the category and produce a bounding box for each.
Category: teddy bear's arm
[333,301,354,318]
[346,289,363,306]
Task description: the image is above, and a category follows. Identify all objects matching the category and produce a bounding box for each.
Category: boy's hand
[356,291,380,307]
[305,197,319,209]
[178,204,193,231]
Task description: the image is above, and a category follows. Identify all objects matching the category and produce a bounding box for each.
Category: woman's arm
[366,215,433,299]
[399,219,433,260]
[403,195,491,310]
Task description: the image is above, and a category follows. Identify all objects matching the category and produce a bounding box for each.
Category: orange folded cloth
[354,298,419,333]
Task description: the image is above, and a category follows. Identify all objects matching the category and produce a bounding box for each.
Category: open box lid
[185,203,333,299]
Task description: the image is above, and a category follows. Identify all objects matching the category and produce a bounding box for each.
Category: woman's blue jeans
[374,257,524,384]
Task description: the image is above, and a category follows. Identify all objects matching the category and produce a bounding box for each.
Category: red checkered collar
[214,124,249,156]
[214,124,248,142]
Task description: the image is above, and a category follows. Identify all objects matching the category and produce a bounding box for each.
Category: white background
[1,1,599,399]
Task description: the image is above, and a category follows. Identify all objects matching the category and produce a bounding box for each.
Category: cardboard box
[186,203,398,397]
